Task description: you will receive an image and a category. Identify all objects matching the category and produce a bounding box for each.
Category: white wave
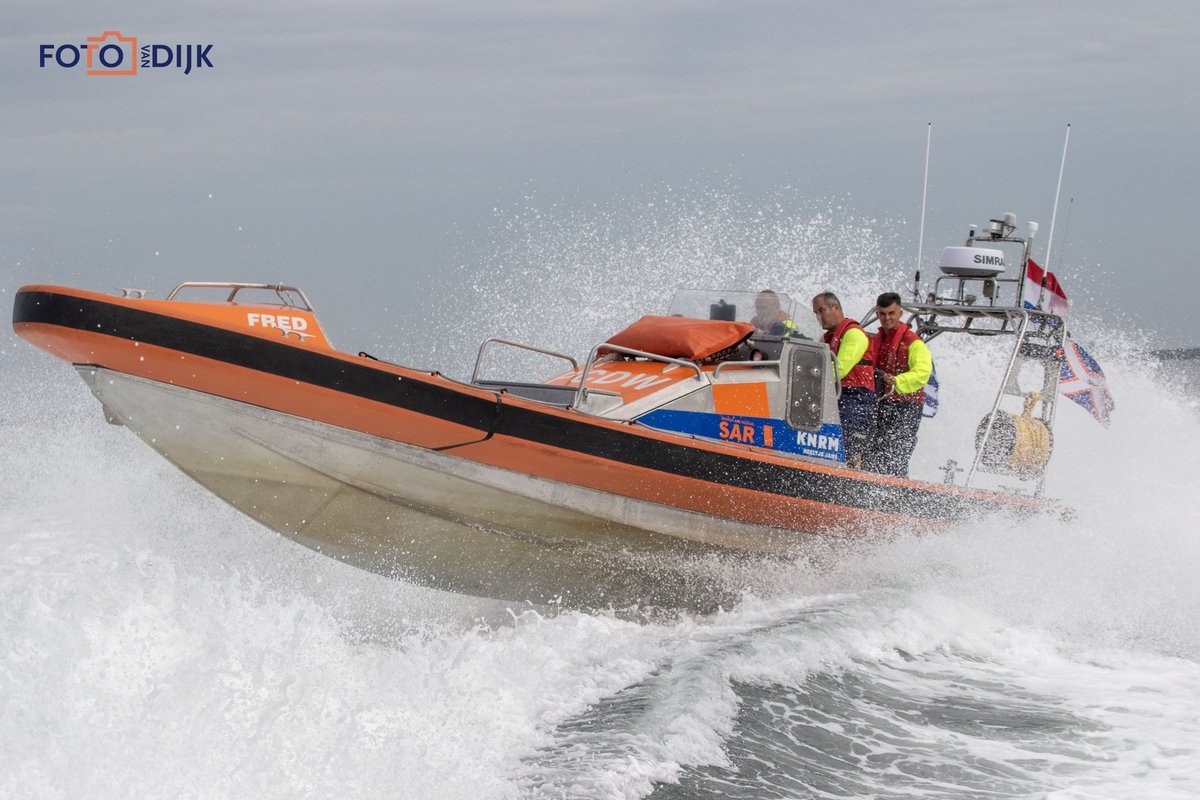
[4,188,1200,799]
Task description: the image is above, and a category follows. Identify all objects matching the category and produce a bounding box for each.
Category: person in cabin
[812,291,877,468]
[863,292,932,477]
[751,290,799,337]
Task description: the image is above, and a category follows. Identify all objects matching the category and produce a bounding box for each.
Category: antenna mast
[1057,196,1074,271]
[1044,124,1071,270]
[912,123,932,301]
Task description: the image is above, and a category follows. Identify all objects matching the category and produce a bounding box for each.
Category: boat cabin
[472,290,847,465]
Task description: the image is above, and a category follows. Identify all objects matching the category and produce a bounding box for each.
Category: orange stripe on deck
[712,381,770,418]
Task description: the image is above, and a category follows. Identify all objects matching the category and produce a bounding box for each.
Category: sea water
[3,197,1199,799]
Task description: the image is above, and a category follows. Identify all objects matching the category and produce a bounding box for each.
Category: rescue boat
[11,214,1068,610]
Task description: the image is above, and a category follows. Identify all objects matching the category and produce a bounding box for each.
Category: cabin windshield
[666,289,822,340]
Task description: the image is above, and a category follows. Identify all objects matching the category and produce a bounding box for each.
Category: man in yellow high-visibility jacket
[751,290,799,337]
[863,292,932,477]
[812,291,877,467]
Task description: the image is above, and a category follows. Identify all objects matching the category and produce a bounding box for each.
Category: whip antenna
[912,123,932,301]
[1044,123,1071,269]
[1057,196,1074,271]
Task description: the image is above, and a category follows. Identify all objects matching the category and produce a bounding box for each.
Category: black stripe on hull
[14,290,1005,521]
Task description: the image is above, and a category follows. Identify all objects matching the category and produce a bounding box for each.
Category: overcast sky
[3,0,1198,352]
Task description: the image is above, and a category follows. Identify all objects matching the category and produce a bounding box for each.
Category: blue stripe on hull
[637,409,845,463]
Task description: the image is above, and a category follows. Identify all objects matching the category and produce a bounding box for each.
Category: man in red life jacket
[863,292,932,477]
[812,291,877,467]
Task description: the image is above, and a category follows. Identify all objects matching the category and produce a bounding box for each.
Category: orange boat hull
[13,286,1052,609]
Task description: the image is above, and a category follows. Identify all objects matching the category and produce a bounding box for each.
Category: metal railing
[907,303,1063,343]
[929,275,1025,307]
[471,338,578,385]
[711,359,780,379]
[965,311,1032,488]
[165,282,315,310]
[574,344,704,409]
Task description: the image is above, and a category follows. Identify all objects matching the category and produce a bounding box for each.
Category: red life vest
[824,317,875,391]
[873,322,926,404]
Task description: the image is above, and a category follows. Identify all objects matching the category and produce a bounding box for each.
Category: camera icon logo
[85,30,138,76]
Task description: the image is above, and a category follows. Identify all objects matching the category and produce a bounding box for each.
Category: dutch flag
[1023,258,1071,317]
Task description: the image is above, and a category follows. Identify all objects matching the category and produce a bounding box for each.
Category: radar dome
[939,246,1007,278]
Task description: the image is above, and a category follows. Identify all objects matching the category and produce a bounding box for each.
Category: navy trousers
[838,387,877,467]
[864,399,923,477]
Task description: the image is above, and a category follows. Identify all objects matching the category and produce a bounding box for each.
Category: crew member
[751,290,799,337]
[812,291,876,467]
[863,292,932,477]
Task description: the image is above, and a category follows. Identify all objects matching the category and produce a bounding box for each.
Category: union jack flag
[1060,337,1115,426]
[922,362,939,418]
